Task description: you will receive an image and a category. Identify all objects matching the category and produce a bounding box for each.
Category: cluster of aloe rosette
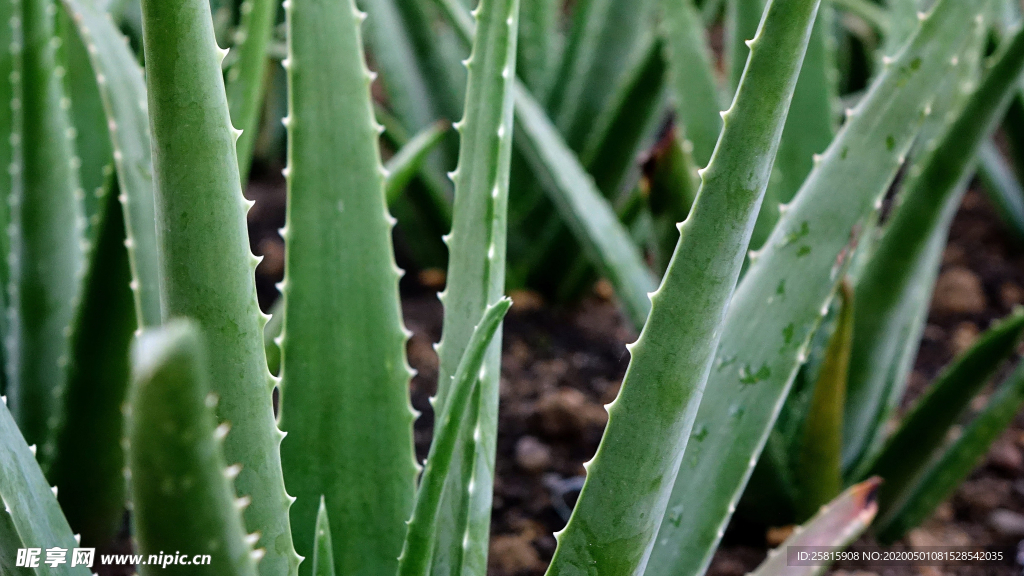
[2,0,1024,574]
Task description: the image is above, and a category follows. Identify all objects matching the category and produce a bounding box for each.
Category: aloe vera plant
[3,0,1024,575]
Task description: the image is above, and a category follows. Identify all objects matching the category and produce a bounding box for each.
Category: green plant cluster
[2,0,1024,575]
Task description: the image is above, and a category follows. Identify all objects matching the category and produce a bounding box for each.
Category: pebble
[950,321,979,356]
[257,238,285,278]
[515,436,552,474]
[533,387,608,438]
[1000,282,1024,308]
[987,438,1023,473]
[988,509,1024,537]
[765,525,794,547]
[931,267,987,315]
[489,533,541,574]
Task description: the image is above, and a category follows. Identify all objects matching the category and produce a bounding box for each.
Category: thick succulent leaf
[546,0,824,573]
[517,0,559,97]
[386,121,451,206]
[397,299,511,576]
[430,0,519,574]
[659,0,723,168]
[0,510,33,576]
[725,0,764,92]
[580,36,668,198]
[978,140,1024,243]
[875,357,1024,541]
[357,0,463,137]
[60,0,161,327]
[127,322,260,576]
[867,310,1024,515]
[225,0,278,184]
[514,86,657,329]
[0,0,13,400]
[277,0,417,573]
[794,281,852,519]
[137,0,298,572]
[55,4,112,237]
[645,128,701,272]
[546,0,658,152]
[0,397,88,576]
[750,9,837,251]
[645,3,991,575]
[750,478,880,576]
[843,13,1020,473]
[312,499,337,576]
[7,0,88,461]
[47,190,134,547]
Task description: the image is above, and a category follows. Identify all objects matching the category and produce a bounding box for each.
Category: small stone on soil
[988,509,1024,537]
[515,436,552,474]
[932,267,987,315]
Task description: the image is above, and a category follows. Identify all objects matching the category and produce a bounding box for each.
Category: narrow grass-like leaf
[225,0,277,184]
[546,0,658,151]
[978,140,1024,243]
[60,0,162,327]
[750,479,880,576]
[513,86,657,329]
[795,280,852,519]
[430,0,519,574]
[277,0,418,573]
[127,321,260,576]
[646,3,991,574]
[659,0,723,168]
[0,397,88,576]
[867,310,1024,515]
[876,358,1024,541]
[312,499,336,576]
[7,0,87,461]
[48,190,134,547]
[0,0,14,400]
[138,0,298,571]
[398,299,511,576]
[843,15,1022,473]
[546,0,823,573]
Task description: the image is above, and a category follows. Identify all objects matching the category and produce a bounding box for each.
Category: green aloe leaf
[517,0,559,97]
[430,0,519,574]
[55,2,111,237]
[867,310,1024,516]
[794,281,853,520]
[397,299,511,576]
[225,0,278,184]
[386,121,451,206]
[433,2,658,330]
[725,0,764,92]
[127,321,260,576]
[875,357,1024,541]
[0,396,88,576]
[750,478,880,576]
[645,2,992,574]
[978,140,1024,243]
[60,0,161,327]
[750,8,837,251]
[0,510,33,576]
[8,0,88,462]
[277,0,418,573]
[137,0,298,571]
[843,11,1020,473]
[312,499,336,576]
[546,0,657,152]
[0,0,13,400]
[47,189,135,547]
[545,0,824,573]
[659,0,723,169]
[513,86,658,330]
